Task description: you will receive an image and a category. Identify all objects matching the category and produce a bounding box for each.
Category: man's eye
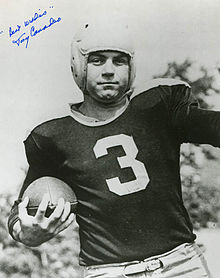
[114,57,129,66]
[89,57,104,65]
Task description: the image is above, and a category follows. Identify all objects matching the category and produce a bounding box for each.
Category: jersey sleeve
[19,132,61,197]
[8,131,60,239]
[163,82,220,146]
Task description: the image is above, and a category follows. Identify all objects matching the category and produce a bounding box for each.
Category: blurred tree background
[1,59,220,277]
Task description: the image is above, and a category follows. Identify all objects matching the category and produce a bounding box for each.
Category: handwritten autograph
[24,9,47,27]
[9,25,21,37]
[8,8,61,49]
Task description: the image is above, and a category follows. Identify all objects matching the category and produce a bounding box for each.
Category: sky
[1,0,220,195]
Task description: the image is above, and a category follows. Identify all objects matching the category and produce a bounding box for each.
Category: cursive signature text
[9,6,61,49]
[11,16,61,48]
[24,9,47,27]
[30,17,61,37]
[12,33,30,48]
[9,25,21,37]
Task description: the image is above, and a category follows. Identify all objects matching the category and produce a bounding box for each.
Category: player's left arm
[170,84,220,146]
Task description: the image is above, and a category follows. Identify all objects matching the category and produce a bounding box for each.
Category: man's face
[86,51,130,104]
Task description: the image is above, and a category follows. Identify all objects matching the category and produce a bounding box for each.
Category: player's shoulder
[27,115,72,139]
[131,78,191,100]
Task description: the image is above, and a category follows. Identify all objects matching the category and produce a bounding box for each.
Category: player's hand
[14,194,75,246]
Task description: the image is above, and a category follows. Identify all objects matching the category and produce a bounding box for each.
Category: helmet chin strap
[82,54,89,92]
[125,88,134,99]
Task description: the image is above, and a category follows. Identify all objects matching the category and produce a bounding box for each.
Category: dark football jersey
[8,79,220,266]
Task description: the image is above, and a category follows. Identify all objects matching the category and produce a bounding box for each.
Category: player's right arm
[12,194,74,247]
[14,195,74,246]
[8,127,73,246]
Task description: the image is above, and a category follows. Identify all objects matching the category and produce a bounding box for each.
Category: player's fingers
[35,193,50,221]
[48,198,65,223]
[54,213,75,234]
[18,197,29,220]
[12,221,21,241]
[61,202,71,222]
[19,196,29,208]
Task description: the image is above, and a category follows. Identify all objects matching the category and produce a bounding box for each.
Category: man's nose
[102,59,115,77]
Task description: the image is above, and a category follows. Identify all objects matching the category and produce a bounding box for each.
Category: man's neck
[78,95,128,121]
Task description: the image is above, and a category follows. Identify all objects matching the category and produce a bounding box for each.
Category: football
[22,176,78,217]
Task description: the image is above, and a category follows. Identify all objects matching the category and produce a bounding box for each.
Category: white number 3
[93,134,149,196]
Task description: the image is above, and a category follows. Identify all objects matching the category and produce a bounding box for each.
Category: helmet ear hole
[71,66,73,73]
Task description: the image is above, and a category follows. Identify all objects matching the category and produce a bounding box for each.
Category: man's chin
[86,88,127,104]
[99,90,119,101]
[98,93,128,106]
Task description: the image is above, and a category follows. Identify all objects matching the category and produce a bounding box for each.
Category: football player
[8,20,219,278]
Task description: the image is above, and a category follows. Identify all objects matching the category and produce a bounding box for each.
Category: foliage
[157,60,218,109]
[180,144,220,229]
[155,60,220,229]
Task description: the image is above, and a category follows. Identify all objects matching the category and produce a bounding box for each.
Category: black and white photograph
[0,0,220,277]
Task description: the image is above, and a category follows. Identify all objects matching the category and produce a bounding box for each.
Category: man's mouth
[97,82,119,85]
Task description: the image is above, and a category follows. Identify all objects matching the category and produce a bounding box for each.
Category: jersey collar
[69,97,129,127]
